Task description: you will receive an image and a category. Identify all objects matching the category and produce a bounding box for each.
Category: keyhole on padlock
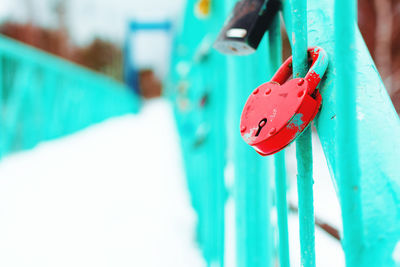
[255,118,267,136]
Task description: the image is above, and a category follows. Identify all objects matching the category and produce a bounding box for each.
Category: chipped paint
[243,127,258,143]
[269,108,278,121]
[270,47,327,90]
[240,47,325,157]
[287,113,304,131]
[282,1,400,265]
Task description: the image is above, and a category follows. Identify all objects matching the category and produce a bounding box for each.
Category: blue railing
[170,0,400,266]
[0,34,139,158]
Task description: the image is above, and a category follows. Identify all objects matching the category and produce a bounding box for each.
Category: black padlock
[213,0,281,55]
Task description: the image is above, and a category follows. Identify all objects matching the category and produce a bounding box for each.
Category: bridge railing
[0,35,139,158]
[170,0,400,266]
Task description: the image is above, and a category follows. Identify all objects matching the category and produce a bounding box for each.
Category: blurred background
[0,0,398,267]
[0,0,399,106]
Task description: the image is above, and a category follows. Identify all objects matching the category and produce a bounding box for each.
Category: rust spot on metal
[229,46,238,52]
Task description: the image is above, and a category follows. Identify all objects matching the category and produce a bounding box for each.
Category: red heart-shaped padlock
[240,47,328,156]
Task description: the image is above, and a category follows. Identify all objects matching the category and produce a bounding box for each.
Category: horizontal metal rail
[282,0,400,265]
[0,35,139,158]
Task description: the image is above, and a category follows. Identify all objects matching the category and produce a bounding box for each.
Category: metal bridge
[169,0,400,266]
[1,0,400,266]
[0,34,139,159]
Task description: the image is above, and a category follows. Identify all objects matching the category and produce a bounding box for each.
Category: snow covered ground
[0,100,205,267]
[0,99,344,266]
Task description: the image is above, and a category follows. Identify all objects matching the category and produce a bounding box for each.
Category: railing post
[226,48,272,267]
[290,0,317,266]
[334,0,364,265]
[282,0,400,265]
[168,0,227,265]
[269,14,291,267]
[224,1,274,265]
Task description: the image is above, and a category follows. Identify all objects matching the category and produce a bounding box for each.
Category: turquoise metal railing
[291,0,316,266]
[334,0,364,265]
[224,0,273,265]
[269,15,290,267]
[0,34,139,158]
[171,0,400,266]
[168,0,227,265]
[281,0,400,266]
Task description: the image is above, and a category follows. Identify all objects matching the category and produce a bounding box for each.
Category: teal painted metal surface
[290,0,316,266]
[334,1,364,266]
[274,151,290,267]
[269,14,290,267]
[169,0,400,265]
[224,1,274,266]
[226,42,271,267]
[0,34,139,158]
[168,0,227,265]
[282,0,400,266]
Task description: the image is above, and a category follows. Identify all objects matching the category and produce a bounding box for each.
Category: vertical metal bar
[42,69,58,140]
[21,67,40,149]
[274,151,290,267]
[224,7,272,264]
[5,62,33,152]
[291,0,316,266]
[269,15,291,267]
[281,0,400,265]
[169,1,227,265]
[334,0,363,265]
[204,4,229,265]
[198,1,227,265]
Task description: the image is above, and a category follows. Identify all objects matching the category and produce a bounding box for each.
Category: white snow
[0,99,205,267]
[285,131,345,266]
[0,99,344,266]
[392,241,400,264]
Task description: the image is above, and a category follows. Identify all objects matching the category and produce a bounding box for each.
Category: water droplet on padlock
[265,88,272,95]
[253,88,259,95]
[297,78,305,86]
[240,125,247,133]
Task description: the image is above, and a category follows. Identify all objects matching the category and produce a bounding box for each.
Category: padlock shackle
[271,47,328,94]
